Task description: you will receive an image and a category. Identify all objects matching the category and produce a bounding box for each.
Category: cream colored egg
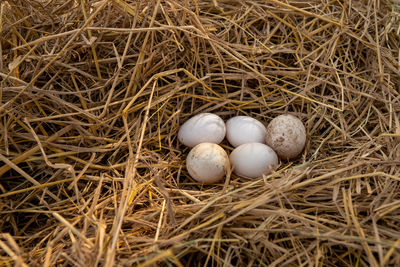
[229,143,278,179]
[178,113,226,147]
[265,114,306,160]
[186,143,230,184]
[226,116,267,147]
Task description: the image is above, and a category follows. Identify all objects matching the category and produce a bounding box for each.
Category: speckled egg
[265,114,306,160]
[186,142,230,184]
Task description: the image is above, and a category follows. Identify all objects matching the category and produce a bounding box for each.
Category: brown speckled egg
[186,143,230,184]
[265,114,306,160]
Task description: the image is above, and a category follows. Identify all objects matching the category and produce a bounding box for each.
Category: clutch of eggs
[180,113,306,183]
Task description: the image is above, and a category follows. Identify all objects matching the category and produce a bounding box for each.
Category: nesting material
[1,1,399,266]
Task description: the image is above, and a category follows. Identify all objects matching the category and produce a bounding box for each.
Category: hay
[1,0,400,266]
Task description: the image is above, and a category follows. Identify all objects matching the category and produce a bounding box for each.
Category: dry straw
[1,0,400,266]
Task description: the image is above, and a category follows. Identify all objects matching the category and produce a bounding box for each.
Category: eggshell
[178,113,226,147]
[265,114,306,160]
[229,143,278,179]
[226,116,267,147]
[186,143,230,184]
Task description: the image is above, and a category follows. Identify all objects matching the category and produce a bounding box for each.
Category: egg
[229,143,278,179]
[178,113,226,147]
[186,143,230,184]
[226,116,267,147]
[265,114,306,160]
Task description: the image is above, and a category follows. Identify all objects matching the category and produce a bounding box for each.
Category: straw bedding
[1,0,400,266]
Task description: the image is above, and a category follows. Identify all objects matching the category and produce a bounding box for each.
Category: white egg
[229,143,278,179]
[186,143,230,184]
[226,116,267,147]
[265,114,306,160]
[178,113,226,147]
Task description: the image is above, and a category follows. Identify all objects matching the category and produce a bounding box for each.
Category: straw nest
[1,0,400,266]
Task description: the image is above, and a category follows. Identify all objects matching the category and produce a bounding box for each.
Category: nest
[1,0,400,266]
